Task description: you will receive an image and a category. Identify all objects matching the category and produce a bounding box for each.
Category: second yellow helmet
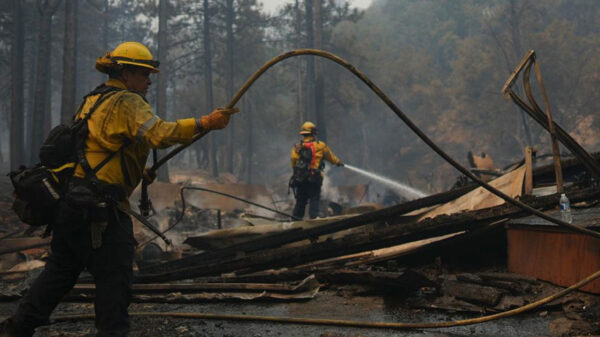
[299,121,317,135]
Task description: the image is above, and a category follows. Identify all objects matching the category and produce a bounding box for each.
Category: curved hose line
[152,49,598,239]
[52,268,600,329]
[181,186,297,220]
[137,186,297,247]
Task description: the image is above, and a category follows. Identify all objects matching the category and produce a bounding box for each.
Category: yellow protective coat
[290,136,341,176]
[73,79,197,197]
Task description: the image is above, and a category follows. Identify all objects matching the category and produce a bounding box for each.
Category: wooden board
[507,228,600,294]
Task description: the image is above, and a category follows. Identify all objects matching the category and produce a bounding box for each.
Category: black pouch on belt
[61,182,99,224]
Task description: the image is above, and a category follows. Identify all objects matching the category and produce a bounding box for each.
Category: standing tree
[244,94,253,183]
[60,0,77,125]
[223,0,235,174]
[156,0,170,181]
[203,0,218,176]
[213,0,270,178]
[313,0,326,141]
[304,0,315,122]
[295,0,304,124]
[30,0,61,164]
[10,0,25,169]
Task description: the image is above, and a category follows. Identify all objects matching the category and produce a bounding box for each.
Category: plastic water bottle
[559,193,572,224]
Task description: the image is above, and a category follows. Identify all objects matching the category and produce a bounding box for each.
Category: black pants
[10,204,135,337]
[292,180,322,219]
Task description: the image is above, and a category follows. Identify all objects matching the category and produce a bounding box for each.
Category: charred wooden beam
[0,238,51,256]
[73,278,313,293]
[532,152,600,184]
[442,280,504,306]
[136,187,600,282]
[203,269,435,292]
[139,183,477,276]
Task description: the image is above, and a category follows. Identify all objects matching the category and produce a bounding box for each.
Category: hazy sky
[259,0,373,14]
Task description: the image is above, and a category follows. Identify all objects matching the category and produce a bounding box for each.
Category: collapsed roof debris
[1,50,599,336]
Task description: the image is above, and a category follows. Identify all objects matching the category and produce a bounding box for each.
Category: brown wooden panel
[507,228,600,293]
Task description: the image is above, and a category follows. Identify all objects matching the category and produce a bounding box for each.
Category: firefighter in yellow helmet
[290,121,343,219]
[2,42,238,337]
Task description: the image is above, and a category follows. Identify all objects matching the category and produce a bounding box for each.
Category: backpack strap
[75,87,130,183]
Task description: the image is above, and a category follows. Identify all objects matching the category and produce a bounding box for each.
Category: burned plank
[532,152,600,184]
[442,280,504,306]
[140,183,478,276]
[73,275,318,294]
[0,237,51,256]
[456,273,530,294]
[477,272,538,284]
[136,187,600,282]
[210,269,435,293]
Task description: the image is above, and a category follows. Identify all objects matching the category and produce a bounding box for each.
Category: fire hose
[141,49,600,239]
[118,49,600,329]
[138,186,298,247]
[51,268,600,329]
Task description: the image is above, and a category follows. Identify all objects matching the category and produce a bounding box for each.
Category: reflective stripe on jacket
[73,78,197,196]
[290,136,341,171]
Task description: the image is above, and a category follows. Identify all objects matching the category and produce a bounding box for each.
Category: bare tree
[156,0,170,181]
[224,0,234,173]
[295,0,304,124]
[304,0,315,122]
[60,0,77,125]
[30,0,61,164]
[203,0,217,176]
[244,95,253,183]
[313,0,326,141]
[10,0,25,170]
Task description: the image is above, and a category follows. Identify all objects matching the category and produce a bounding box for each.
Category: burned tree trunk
[224,0,235,174]
[60,0,77,125]
[30,0,60,164]
[244,95,253,183]
[294,0,304,124]
[156,0,170,182]
[10,0,25,170]
[313,0,326,141]
[304,0,315,122]
[203,0,217,177]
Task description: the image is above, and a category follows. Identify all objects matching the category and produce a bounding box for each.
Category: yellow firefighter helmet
[299,121,317,135]
[95,41,160,74]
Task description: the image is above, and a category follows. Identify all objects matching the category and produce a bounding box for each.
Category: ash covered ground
[0,288,570,337]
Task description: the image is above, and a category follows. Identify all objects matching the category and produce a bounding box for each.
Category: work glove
[337,162,344,167]
[197,107,240,131]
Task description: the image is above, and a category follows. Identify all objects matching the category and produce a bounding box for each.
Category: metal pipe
[182,186,297,220]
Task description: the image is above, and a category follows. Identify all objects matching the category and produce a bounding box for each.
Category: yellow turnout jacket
[73,79,197,197]
[290,136,341,175]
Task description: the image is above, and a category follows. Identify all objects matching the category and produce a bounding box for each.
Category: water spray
[343,164,428,199]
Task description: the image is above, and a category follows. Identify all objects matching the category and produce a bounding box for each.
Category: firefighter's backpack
[290,141,320,186]
[8,85,122,227]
